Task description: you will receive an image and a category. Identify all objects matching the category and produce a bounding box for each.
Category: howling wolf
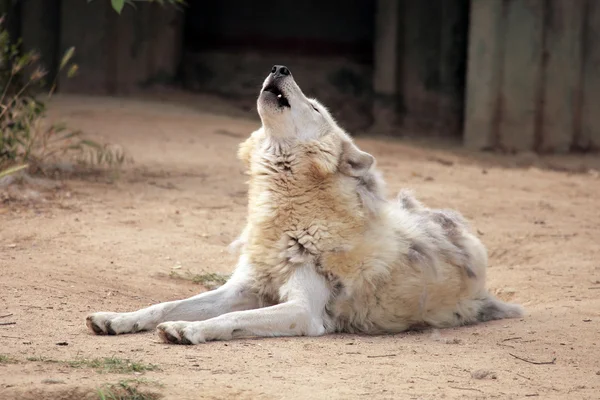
[86,65,523,344]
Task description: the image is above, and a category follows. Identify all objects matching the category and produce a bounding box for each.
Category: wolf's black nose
[271,65,291,78]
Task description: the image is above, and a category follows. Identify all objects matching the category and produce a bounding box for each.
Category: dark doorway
[180,1,377,131]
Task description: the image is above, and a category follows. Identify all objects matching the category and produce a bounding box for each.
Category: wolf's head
[248,65,385,215]
[257,65,341,141]
[256,65,376,178]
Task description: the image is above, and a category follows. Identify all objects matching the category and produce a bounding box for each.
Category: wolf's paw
[86,312,142,335]
[156,321,206,345]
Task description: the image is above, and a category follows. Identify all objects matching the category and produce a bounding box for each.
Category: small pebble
[471,369,497,380]
[42,379,65,385]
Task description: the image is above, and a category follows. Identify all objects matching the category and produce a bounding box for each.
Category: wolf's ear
[339,140,374,177]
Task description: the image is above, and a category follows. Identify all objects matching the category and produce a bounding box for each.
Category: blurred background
[2,3,599,398]
[2,0,599,154]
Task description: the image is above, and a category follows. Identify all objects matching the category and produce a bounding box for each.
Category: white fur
[86,256,258,335]
[86,66,523,345]
[156,265,330,344]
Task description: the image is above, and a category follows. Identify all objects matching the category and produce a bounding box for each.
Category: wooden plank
[463,0,506,150]
[438,0,469,136]
[2,0,21,45]
[498,0,545,152]
[21,0,60,84]
[59,0,110,93]
[371,0,400,134]
[400,0,443,133]
[580,0,600,150]
[540,0,585,153]
[113,3,183,93]
[147,5,183,82]
[373,0,399,95]
[114,4,151,94]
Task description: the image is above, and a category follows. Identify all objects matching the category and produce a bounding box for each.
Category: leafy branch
[0,17,128,178]
[89,0,187,15]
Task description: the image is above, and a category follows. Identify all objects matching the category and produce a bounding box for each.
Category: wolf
[86,65,523,344]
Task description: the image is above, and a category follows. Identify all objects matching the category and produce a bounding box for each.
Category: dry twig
[0,334,21,339]
[449,386,484,393]
[509,353,556,365]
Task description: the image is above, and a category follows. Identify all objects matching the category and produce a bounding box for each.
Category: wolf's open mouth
[263,83,290,108]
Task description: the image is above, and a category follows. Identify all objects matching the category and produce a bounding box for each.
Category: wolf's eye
[312,106,320,114]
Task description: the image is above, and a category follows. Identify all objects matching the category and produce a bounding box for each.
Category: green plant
[26,356,160,374]
[169,270,229,290]
[0,17,126,178]
[101,0,186,14]
[0,163,27,178]
[98,379,162,400]
[0,354,17,364]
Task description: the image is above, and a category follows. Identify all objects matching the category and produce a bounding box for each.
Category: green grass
[97,379,162,400]
[26,356,159,374]
[26,356,59,363]
[0,354,17,364]
[169,270,229,290]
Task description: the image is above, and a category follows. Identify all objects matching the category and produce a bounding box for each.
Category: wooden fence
[8,0,599,153]
[464,0,600,153]
[17,0,182,95]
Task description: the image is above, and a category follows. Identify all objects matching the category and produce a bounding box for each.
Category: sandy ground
[1,94,599,400]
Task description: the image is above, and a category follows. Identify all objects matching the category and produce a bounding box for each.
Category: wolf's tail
[477,295,524,322]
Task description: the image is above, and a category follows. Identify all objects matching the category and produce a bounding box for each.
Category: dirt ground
[1,94,599,400]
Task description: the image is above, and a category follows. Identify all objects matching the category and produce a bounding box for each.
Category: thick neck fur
[238,129,386,270]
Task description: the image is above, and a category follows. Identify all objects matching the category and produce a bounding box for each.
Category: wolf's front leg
[157,264,331,344]
[86,256,258,335]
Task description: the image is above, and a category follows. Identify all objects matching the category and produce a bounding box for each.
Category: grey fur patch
[105,320,116,335]
[441,246,476,279]
[397,189,423,211]
[418,287,429,316]
[400,190,479,283]
[477,296,524,322]
[430,209,469,234]
[463,263,477,278]
[428,209,477,279]
[284,230,319,264]
[431,211,458,233]
[408,240,439,278]
[319,260,344,327]
[356,169,386,215]
[275,160,292,172]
